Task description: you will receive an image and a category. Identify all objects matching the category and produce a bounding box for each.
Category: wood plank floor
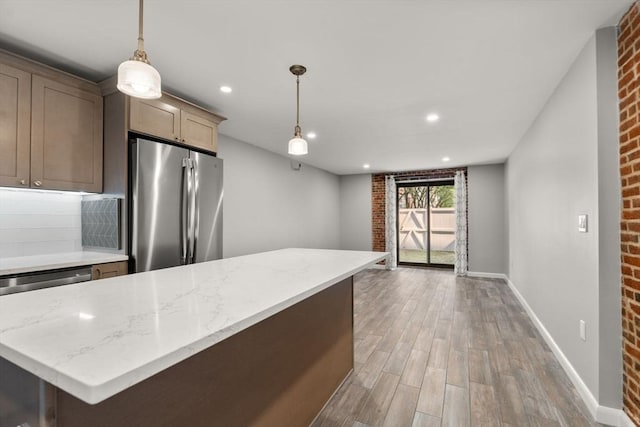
[311,268,598,427]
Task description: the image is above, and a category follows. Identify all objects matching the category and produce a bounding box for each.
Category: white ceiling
[0,0,632,175]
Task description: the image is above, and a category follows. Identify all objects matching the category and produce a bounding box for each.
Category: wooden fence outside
[398,208,455,251]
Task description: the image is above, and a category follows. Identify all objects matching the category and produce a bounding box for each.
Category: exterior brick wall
[620,3,640,424]
[372,174,386,252]
[371,167,467,256]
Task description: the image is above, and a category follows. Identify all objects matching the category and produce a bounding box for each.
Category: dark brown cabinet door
[0,63,31,188]
[31,75,103,192]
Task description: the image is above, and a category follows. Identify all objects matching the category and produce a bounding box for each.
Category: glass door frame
[396,180,455,269]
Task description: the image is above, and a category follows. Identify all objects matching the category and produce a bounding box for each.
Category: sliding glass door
[397,181,455,267]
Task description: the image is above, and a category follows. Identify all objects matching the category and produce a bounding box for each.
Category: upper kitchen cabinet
[129,94,224,153]
[31,76,103,192]
[0,63,31,188]
[180,111,219,152]
[0,50,103,192]
[129,97,180,142]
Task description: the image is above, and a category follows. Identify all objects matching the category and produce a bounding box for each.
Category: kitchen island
[0,248,387,427]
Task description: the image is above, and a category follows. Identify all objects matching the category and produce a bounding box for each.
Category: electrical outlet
[580,320,586,341]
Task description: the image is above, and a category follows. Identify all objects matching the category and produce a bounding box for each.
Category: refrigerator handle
[180,158,190,265]
[189,159,199,263]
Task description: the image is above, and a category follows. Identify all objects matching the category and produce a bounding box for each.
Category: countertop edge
[0,252,129,276]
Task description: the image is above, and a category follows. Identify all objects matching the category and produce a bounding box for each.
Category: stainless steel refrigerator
[130,138,223,273]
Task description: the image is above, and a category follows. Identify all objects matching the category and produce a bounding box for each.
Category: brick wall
[372,174,386,252]
[371,167,467,254]
[619,3,640,424]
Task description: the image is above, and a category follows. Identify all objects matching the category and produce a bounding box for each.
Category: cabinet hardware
[95,268,101,279]
[33,180,42,187]
[19,179,26,185]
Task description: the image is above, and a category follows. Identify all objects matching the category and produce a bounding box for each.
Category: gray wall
[339,174,372,251]
[217,134,341,258]
[506,29,621,406]
[337,169,507,268]
[595,27,622,408]
[467,164,506,274]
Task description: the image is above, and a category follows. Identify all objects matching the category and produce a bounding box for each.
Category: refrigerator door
[190,151,223,263]
[131,139,190,272]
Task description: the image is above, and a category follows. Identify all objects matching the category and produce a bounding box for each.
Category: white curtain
[454,170,467,275]
[385,175,397,270]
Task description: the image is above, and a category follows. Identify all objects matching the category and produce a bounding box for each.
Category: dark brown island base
[56,278,353,426]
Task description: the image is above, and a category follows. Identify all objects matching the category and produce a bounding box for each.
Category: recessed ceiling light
[426,113,440,123]
[307,132,317,139]
[363,164,371,169]
[442,157,450,162]
[220,86,232,93]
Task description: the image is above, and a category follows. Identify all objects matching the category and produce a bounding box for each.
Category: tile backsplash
[0,189,82,258]
[81,199,121,249]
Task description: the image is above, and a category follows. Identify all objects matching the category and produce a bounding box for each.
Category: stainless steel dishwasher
[0,266,93,427]
[0,266,92,296]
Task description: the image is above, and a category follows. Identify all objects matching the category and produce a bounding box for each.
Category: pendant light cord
[289,65,306,138]
[137,0,144,52]
[296,75,300,130]
[131,0,149,63]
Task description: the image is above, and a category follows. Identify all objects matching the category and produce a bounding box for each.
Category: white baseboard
[620,411,637,427]
[505,276,630,427]
[466,271,508,280]
[597,406,638,426]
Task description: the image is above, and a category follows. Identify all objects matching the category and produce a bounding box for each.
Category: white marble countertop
[0,248,387,405]
[0,251,129,276]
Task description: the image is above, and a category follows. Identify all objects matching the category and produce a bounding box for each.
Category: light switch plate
[578,214,588,233]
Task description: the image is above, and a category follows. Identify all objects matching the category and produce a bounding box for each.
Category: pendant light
[117,0,161,99]
[288,65,308,156]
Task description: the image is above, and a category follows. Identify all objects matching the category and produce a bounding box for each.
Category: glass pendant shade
[288,136,308,155]
[117,59,161,99]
